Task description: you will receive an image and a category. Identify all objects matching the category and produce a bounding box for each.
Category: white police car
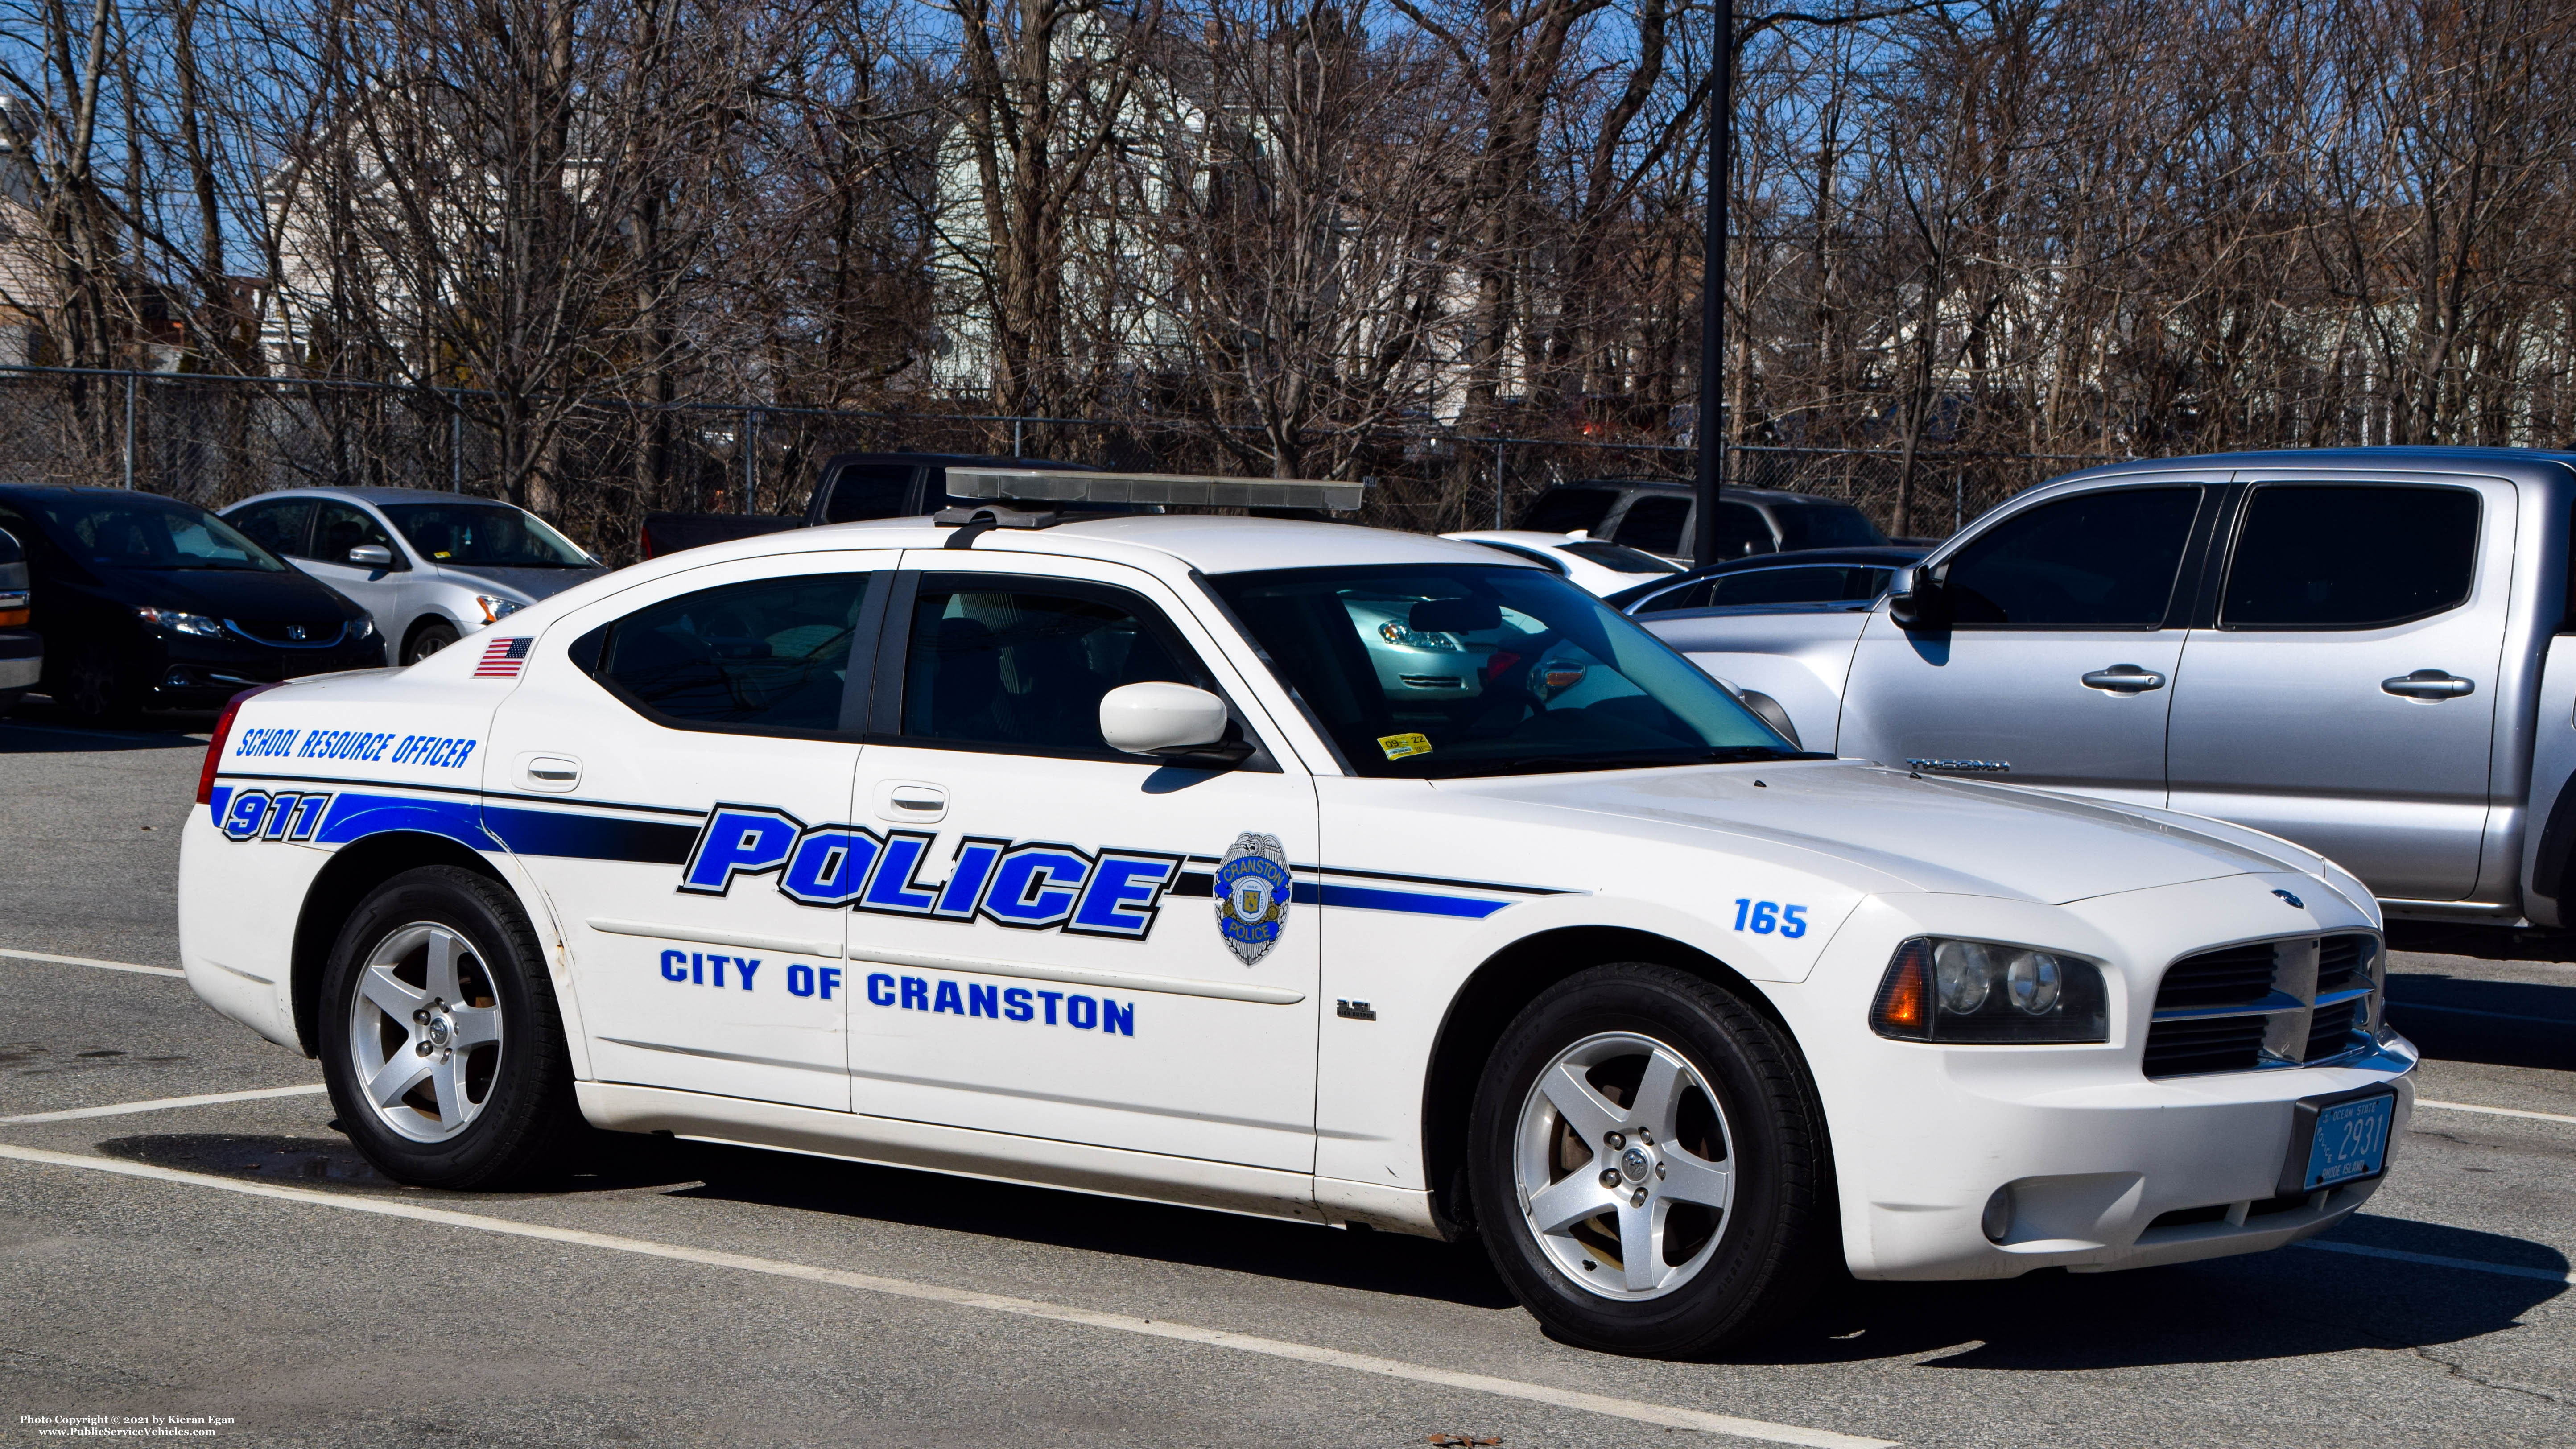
[178,470,2415,1356]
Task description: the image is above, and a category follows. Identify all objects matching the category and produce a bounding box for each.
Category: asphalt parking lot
[3,704,2571,1448]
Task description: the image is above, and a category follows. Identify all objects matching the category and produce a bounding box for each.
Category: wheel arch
[1418,926,1815,1240]
[291,830,507,1056]
[400,612,463,660]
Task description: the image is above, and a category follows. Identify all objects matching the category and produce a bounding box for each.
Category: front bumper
[146,632,385,706]
[0,630,38,690]
[1792,875,2415,1280]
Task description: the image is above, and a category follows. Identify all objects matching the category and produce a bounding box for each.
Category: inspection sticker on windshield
[1378,732,1433,761]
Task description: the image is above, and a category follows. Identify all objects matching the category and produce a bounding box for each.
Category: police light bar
[945,468,1366,512]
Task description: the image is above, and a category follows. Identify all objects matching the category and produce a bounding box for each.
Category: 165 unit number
[1731,899,1808,937]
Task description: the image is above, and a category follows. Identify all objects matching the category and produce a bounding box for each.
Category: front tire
[403,620,459,665]
[1468,963,1830,1356]
[319,866,582,1188]
[59,641,140,725]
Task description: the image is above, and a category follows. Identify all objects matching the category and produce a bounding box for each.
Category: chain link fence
[0,366,2116,562]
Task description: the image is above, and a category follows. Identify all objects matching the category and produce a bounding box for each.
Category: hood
[1438,760,2318,905]
[431,562,608,601]
[103,564,359,622]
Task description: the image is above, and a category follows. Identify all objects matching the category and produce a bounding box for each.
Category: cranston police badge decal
[1214,832,1292,965]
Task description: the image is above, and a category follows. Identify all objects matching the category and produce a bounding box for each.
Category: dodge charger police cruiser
[178,469,2417,1356]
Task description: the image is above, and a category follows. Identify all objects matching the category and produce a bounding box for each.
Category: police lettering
[681,805,1181,941]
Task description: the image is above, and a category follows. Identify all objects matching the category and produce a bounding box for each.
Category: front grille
[226,618,346,648]
[2155,943,2277,1010]
[2304,999,2360,1061]
[2315,933,2372,995]
[2143,931,2381,1078]
[2143,1014,2270,1077]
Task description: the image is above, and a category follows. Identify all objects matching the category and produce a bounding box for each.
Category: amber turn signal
[1871,938,1932,1039]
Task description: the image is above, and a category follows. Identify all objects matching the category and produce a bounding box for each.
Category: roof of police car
[765,512,1552,576]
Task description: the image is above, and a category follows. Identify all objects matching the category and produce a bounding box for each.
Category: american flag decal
[474,636,533,678]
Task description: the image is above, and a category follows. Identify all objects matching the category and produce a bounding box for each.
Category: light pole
[1691,0,1732,566]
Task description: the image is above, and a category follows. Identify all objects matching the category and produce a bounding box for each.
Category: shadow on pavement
[92,1131,706,1195]
[0,696,217,752]
[667,1139,1525,1311]
[1744,1214,2566,1371]
[2388,920,2576,966]
[2384,970,2576,1073]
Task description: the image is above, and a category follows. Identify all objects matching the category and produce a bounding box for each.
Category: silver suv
[223,488,606,664]
[1640,447,2576,928]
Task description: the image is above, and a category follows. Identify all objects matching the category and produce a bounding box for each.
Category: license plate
[2298,1092,2394,1192]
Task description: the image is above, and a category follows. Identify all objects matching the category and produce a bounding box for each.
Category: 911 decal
[681,804,1181,941]
[218,789,334,842]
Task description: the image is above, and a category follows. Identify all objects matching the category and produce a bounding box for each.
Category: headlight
[1376,620,1458,650]
[347,615,377,641]
[1870,937,2109,1043]
[475,595,524,624]
[135,606,225,638]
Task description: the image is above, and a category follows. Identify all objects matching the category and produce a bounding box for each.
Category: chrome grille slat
[2144,931,2382,1078]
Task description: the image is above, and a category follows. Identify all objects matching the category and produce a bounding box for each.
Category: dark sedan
[0,485,386,723]
[1605,544,1930,616]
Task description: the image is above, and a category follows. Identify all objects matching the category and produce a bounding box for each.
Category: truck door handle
[2081,665,2166,693]
[2382,669,2475,699]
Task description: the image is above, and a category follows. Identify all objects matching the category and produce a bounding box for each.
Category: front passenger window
[1944,487,2201,627]
[590,574,873,734]
[313,501,398,566]
[899,579,1212,754]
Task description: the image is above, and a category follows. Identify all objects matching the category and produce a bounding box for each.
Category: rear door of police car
[482,548,897,1111]
[842,551,1321,1173]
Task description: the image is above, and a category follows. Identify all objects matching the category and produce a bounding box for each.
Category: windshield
[383,502,593,567]
[1210,564,1810,778]
[29,492,285,571]
[1561,540,1682,574]
[1773,503,1888,550]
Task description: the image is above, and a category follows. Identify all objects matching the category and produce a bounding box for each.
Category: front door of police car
[483,552,896,1111]
[843,558,1321,1173]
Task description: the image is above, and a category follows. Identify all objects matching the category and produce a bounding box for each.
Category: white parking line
[0,1143,1890,1448]
[2416,1099,2576,1127]
[2296,1240,2575,1287]
[0,947,184,978]
[0,1084,327,1125]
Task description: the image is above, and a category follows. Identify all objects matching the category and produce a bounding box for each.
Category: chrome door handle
[2382,669,2475,699]
[2081,664,2166,693]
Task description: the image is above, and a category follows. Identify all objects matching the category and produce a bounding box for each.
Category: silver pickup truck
[1642,446,2576,928]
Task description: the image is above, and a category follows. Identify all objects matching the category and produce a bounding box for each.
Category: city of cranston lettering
[680,803,1181,941]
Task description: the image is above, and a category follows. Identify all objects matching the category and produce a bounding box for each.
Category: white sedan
[1439,528,1682,596]
[179,473,2414,1357]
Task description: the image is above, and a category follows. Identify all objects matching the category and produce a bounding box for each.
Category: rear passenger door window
[229,500,314,558]
[2220,485,2480,629]
[588,573,875,737]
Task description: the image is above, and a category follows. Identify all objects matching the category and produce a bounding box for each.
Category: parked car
[0,523,36,715]
[640,451,1095,558]
[222,487,606,665]
[1607,545,1929,615]
[1639,446,2576,929]
[0,484,384,722]
[1515,478,1889,563]
[1438,529,1684,596]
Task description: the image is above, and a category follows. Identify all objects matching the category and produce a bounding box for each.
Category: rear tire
[319,865,583,1189]
[1468,962,1830,1356]
[403,621,459,665]
[59,641,139,725]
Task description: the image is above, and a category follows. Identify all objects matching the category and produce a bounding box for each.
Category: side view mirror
[347,544,395,569]
[1887,564,1952,630]
[1099,682,1252,765]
